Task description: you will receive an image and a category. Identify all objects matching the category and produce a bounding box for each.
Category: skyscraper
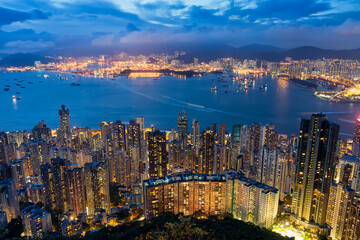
[112,121,126,151]
[127,120,141,160]
[51,157,70,212]
[148,130,167,178]
[21,205,52,238]
[292,113,339,227]
[11,158,26,189]
[191,119,200,155]
[84,162,110,215]
[58,105,71,146]
[178,109,188,138]
[354,118,360,157]
[67,168,86,216]
[232,124,242,144]
[218,123,226,145]
[0,178,20,222]
[201,128,215,174]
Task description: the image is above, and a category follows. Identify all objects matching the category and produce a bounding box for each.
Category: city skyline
[1,1,360,239]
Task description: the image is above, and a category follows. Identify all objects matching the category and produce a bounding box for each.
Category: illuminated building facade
[0,178,20,222]
[143,173,226,219]
[58,105,71,147]
[200,128,215,174]
[354,118,360,157]
[84,162,110,215]
[67,168,86,216]
[21,204,52,238]
[11,158,26,189]
[148,130,167,178]
[226,173,279,228]
[178,109,188,139]
[326,181,354,239]
[292,114,339,227]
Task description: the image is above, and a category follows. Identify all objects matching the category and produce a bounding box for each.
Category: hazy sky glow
[0,0,360,53]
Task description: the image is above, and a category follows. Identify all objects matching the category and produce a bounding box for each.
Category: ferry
[12,95,20,100]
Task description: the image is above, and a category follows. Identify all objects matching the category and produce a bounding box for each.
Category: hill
[0,53,49,67]
[75,213,292,240]
[177,44,360,63]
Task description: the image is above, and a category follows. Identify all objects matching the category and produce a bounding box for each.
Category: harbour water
[0,70,359,137]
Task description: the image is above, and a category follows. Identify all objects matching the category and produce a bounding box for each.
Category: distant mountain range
[0,44,359,67]
[177,45,360,63]
[0,53,50,67]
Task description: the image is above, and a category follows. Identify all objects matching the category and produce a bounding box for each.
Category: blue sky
[0,0,360,54]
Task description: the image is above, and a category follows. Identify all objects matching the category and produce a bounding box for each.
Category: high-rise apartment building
[292,114,339,227]
[0,178,20,222]
[58,105,71,146]
[84,162,110,215]
[148,130,167,178]
[178,109,188,138]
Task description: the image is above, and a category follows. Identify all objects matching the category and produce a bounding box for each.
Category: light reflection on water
[0,70,359,137]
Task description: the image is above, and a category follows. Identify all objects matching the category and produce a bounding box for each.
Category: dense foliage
[64,213,292,240]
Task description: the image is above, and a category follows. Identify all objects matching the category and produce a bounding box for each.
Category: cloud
[2,39,54,53]
[91,34,115,46]
[0,0,360,53]
[0,7,51,25]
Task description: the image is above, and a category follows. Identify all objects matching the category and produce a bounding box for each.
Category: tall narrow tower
[148,130,167,178]
[353,118,360,157]
[58,105,70,146]
[291,113,339,226]
[178,109,188,138]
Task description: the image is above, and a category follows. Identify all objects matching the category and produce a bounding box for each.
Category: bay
[0,70,358,137]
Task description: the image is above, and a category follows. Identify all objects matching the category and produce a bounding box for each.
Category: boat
[16,97,21,100]
[44,74,50,79]
[223,84,230,87]
[225,91,228,93]
[15,83,20,86]
[70,82,80,86]
[39,81,44,83]
[210,86,218,91]
[21,86,25,88]
[16,92,20,94]
[4,88,9,91]
[28,82,34,84]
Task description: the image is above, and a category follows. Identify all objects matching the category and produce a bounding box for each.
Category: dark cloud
[0,0,359,53]
[0,7,51,25]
